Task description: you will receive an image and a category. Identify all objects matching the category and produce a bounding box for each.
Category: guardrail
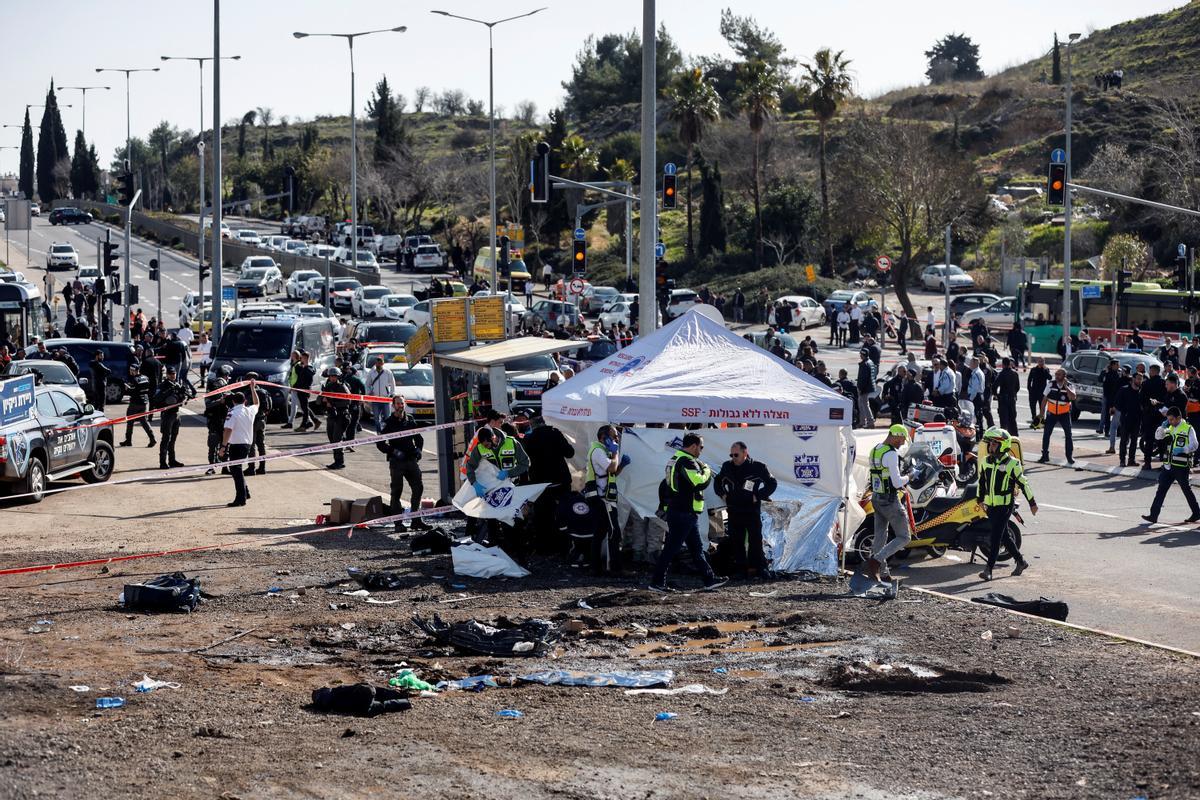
[51,200,381,285]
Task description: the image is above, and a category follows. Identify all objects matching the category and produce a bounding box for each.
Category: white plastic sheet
[450,542,531,579]
[451,460,550,525]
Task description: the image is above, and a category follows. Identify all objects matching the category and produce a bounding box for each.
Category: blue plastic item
[496,470,509,481]
[654,712,678,722]
[473,481,488,497]
[95,697,125,709]
[496,709,524,719]
[712,667,728,675]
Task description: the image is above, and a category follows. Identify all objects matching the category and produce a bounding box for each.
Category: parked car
[237,302,289,319]
[235,266,284,298]
[602,292,638,313]
[405,300,431,327]
[402,234,434,264]
[46,243,79,270]
[345,320,419,348]
[2,359,88,408]
[378,234,404,261]
[0,383,114,503]
[522,299,581,332]
[48,207,93,225]
[238,255,280,275]
[599,302,633,329]
[1064,349,1161,420]
[559,337,619,373]
[308,244,337,260]
[412,244,443,271]
[76,265,101,283]
[351,285,393,318]
[190,304,235,334]
[333,247,380,273]
[821,289,879,318]
[265,235,290,252]
[959,296,1030,330]
[303,275,329,303]
[293,303,336,322]
[505,353,565,416]
[665,289,699,320]
[29,203,40,216]
[236,229,263,246]
[286,270,322,300]
[948,293,1002,318]
[22,339,137,403]
[921,264,976,292]
[748,331,800,360]
[203,219,233,239]
[774,295,827,330]
[354,344,410,370]
[389,364,435,422]
[579,285,620,314]
[376,293,419,321]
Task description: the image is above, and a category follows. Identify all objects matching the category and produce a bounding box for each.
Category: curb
[1035,454,1200,487]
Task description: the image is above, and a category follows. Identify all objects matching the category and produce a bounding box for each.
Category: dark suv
[0,381,115,503]
[48,207,94,225]
[25,340,139,403]
[208,317,338,418]
[1063,349,1162,419]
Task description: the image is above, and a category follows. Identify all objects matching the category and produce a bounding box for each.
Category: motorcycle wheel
[956,459,978,485]
[846,523,874,566]
[924,544,948,559]
[976,522,1022,564]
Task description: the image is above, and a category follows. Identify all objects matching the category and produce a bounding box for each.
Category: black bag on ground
[347,567,404,591]
[311,683,411,717]
[412,613,557,656]
[410,529,453,555]
[971,592,1069,622]
[123,572,201,612]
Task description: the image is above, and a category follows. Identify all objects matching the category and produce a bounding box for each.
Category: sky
[0,0,1187,175]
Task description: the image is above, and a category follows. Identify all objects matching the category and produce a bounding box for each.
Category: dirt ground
[0,518,1198,800]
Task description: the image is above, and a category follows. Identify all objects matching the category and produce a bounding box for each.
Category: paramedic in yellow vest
[976,427,1037,582]
[1038,368,1077,464]
[864,424,912,582]
[464,425,530,544]
[1142,406,1200,525]
[649,433,728,593]
[584,425,631,574]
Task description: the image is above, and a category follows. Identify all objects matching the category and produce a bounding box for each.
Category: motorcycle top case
[123,572,202,613]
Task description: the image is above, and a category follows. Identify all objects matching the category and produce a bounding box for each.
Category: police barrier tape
[0,504,455,578]
[2,416,476,503]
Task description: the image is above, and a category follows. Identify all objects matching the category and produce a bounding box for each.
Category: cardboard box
[329,497,356,525]
[349,496,385,524]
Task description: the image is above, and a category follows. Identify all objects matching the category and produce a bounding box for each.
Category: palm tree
[236,110,256,160]
[733,60,782,270]
[257,106,274,160]
[801,48,853,275]
[559,134,598,233]
[667,67,721,259]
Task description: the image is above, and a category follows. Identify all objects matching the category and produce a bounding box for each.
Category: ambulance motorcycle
[904,400,977,488]
[846,438,1025,566]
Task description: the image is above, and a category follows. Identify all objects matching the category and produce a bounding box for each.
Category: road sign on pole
[654,242,666,260]
[1051,148,1066,164]
[573,227,586,241]
[876,255,892,272]
[663,162,676,176]
[569,277,586,295]
[1081,284,1101,299]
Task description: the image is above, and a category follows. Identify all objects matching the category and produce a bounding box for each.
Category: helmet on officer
[218,364,233,377]
[982,426,1011,454]
[324,367,341,379]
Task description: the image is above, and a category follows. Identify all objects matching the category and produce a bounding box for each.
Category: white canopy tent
[541,310,861,574]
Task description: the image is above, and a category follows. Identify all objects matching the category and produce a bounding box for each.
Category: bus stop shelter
[431,337,580,502]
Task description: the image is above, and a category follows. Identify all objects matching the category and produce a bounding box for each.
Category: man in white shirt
[967,357,986,432]
[219,379,258,507]
[363,357,397,432]
[926,306,936,334]
[849,303,864,344]
[176,324,195,383]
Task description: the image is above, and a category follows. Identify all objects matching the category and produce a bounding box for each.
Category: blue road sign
[1179,243,1188,259]
[222,285,235,302]
[1081,284,1101,299]
[0,375,35,426]
[663,162,677,176]
[573,227,586,241]
[1050,148,1066,164]
[655,242,666,259]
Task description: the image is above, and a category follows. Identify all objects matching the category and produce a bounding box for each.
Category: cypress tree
[698,160,726,257]
[1051,34,1062,85]
[18,108,34,200]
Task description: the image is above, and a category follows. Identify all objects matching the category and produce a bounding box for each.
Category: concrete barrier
[52,200,381,285]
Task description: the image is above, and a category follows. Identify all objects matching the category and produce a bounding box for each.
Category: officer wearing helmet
[865,424,912,581]
[977,427,1037,581]
[1141,406,1200,525]
[322,367,351,469]
[204,364,234,475]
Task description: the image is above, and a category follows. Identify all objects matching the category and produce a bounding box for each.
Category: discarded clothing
[413,613,556,657]
[348,567,405,591]
[625,684,728,696]
[436,675,498,691]
[122,573,202,613]
[388,669,435,692]
[518,669,674,689]
[847,570,897,600]
[411,529,453,555]
[971,592,1069,622]
[311,683,412,717]
[451,542,530,579]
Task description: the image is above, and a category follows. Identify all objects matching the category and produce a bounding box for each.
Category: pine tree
[36,106,56,203]
[1051,34,1062,85]
[18,108,34,200]
[698,160,726,258]
[367,76,407,165]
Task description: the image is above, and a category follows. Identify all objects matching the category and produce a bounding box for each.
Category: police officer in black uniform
[88,350,111,411]
[322,368,351,469]
[715,441,778,579]
[343,364,366,445]
[153,364,190,468]
[377,397,430,532]
[205,365,233,475]
[242,372,273,475]
[119,362,156,448]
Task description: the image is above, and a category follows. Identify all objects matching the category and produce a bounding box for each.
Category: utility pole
[198,141,206,308]
[1061,32,1081,356]
[943,225,952,349]
[637,0,657,336]
[213,0,224,345]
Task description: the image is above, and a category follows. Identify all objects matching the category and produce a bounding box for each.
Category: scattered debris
[981,630,994,641]
[95,697,125,709]
[134,675,181,693]
[576,589,673,608]
[654,712,678,722]
[496,709,524,719]
[451,542,530,579]
[195,726,239,740]
[1005,626,1022,639]
[348,568,404,591]
[120,573,203,612]
[69,685,90,692]
[413,614,557,657]
[625,684,728,696]
[518,670,673,689]
[748,590,777,598]
[342,590,371,598]
[388,670,435,692]
[823,662,1010,694]
[311,684,411,717]
[971,593,1069,622]
[437,676,499,692]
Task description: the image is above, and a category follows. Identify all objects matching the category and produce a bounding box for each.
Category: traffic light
[662,173,677,209]
[1115,269,1132,300]
[572,239,587,274]
[117,171,135,206]
[125,284,139,305]
[199,261,211,281]
[1177,253,1189,289]
[102,240,120,275]
[1047,163,1066,206]
[498,235,510,273]
[148,258,159,282]
[530,141,550,203]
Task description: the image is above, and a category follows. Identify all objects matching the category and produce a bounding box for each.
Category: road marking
[1038,503,1117,518]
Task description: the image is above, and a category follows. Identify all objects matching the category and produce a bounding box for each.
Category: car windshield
[386,296,416,307]
[295,272,319,282]
[506,354,557,373]
[333,280,362,291]
[214,326,294,360]
[947,266,965,275]
[416,246,439,255]
[355,253,377,263]
[363,287,390,298]
[358,323,416,343]
[593,286,618,296]
[243,269,267,279]
[575,340,618,360]
[52,245,74,253]
[392,367,433,386]
[8,362,73,385]
[250,259,274,267]
[906,443,942,487]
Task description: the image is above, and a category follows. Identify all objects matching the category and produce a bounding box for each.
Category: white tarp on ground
[541,309,853,426]
[451,542,531,579]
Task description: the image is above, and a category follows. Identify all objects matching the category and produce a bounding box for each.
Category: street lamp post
[294,27,406,274]
[431,8,546,290]
[1061,32,1081,356]
[161,53,240,315]
[59,86,110,139]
